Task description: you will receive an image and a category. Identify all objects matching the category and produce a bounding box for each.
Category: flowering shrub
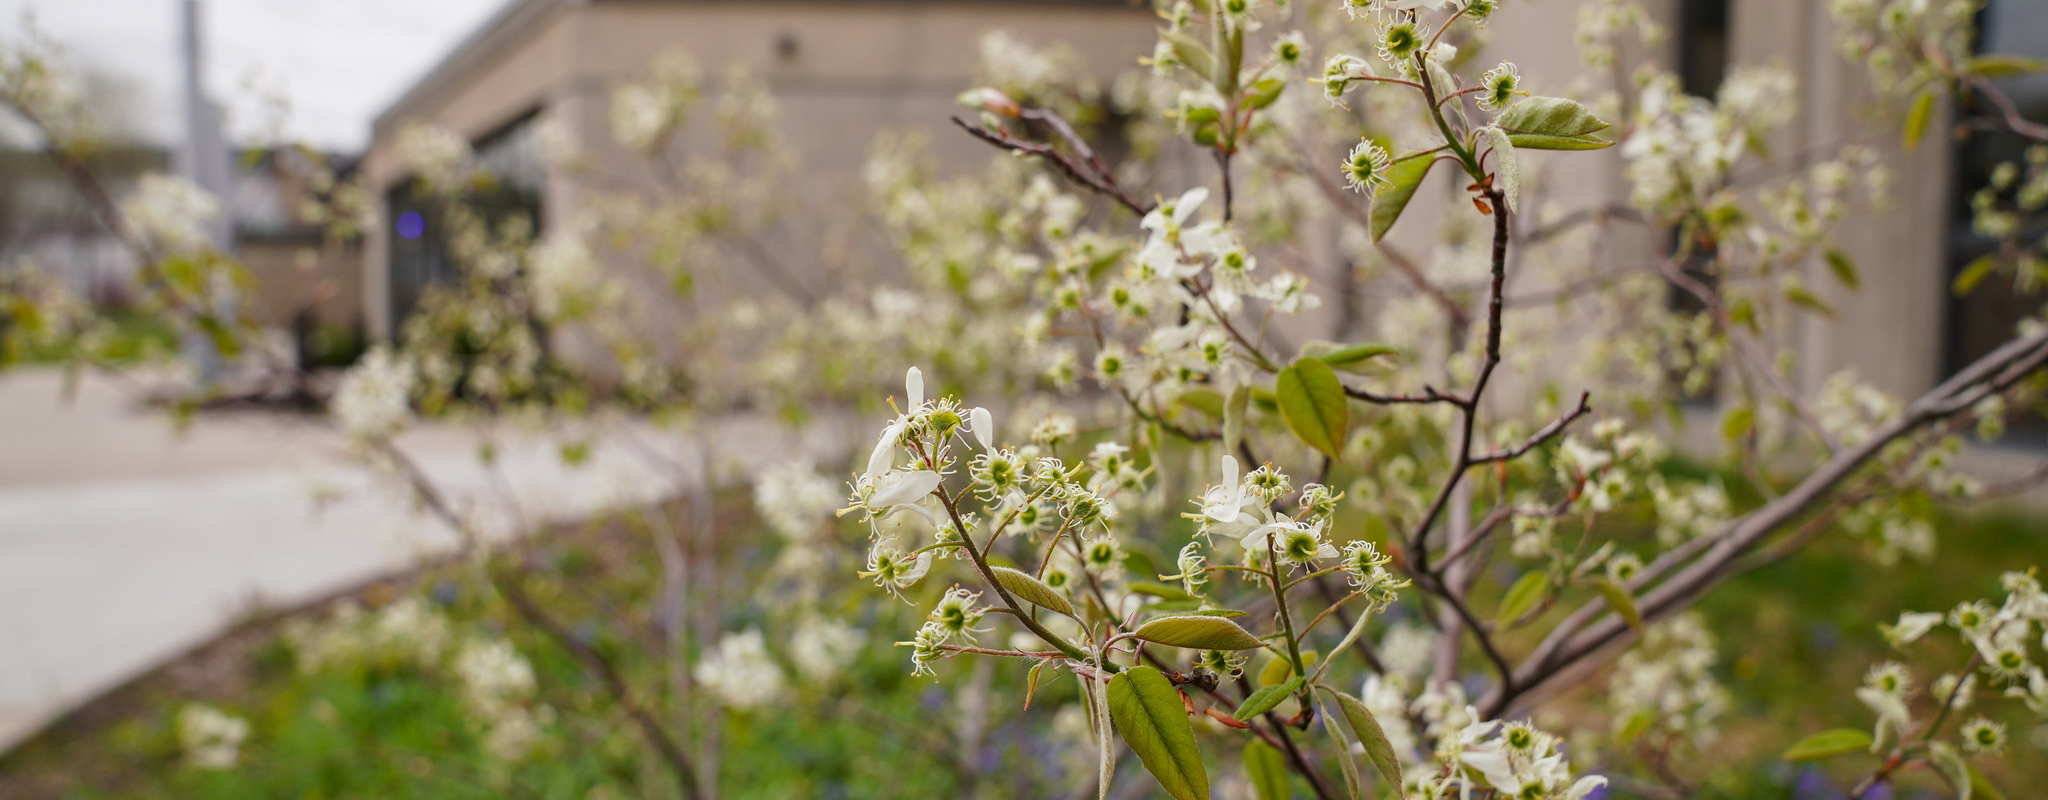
[5,1,2048,798]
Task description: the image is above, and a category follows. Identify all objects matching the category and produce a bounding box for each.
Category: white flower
[1200,455,1259,538]
[694,629,787,709]
[331,346,415,439]
[395,124,473,187]
[455,637,537,719]
[905,365,925,409]
[1477,62,1523,112]
[1960,716,2006,754]
[791,618,864,683]
[527,234,604,320]
[862,539,934,595]
[969,406,995,449]
[864,418,906,480]
[753,462,842,542]
[930,587,990,642]
[1881,611,1945,646]
[121,174,220,253]
[866,470,943,511]
[176,703,249,769]
[1342,139,1392,195]
[1140,187,1209,240]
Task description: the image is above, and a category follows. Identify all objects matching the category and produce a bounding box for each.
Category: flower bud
[955,87,1022,119]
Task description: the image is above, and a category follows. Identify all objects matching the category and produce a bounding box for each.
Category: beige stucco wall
[357,0,1958,422]
[360,0,1159,339]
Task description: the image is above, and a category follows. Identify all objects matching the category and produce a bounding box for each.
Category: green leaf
[1929,741,1971,800]
[1485,126,1520,214]
[1175,388,1225,420]
[195,315,242,358]
[1257,650,1315,686]
[1025,659,1051,710]
[1784,284,1836,319]
[1301,341,1400,371]
[1615,709,1655,746]
[1234,677,1305,720]
[1331,690,1405,791]
[1244,740,1291,800]
[1224,383,1251,458]
[1721,405,1755,444]
[1169,607,1250,618]
[1969,764,2008,800]
[1592,577,1645,635]
[1315,693,1364,799]
[1968,54,2046,79]
[1496,96,1612,138]
[1246,77,1287,110]
[1128,581,1198,601]
[1107,666,1209,800]
[1903,89,1935,150]
[1825,248,1860,290]
[1496,571,1551,626]
[1781,728,1873,761]
[1505,132,1615,151]
[991,566,1076,617]
[1954,254,1998,295]
[1162,32,1215,80]
[1133,615,1266,650]
[1276,357,1349,457]
[1370,152,1438,242]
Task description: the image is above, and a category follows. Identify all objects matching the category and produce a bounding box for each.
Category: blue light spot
[397,211,425,240]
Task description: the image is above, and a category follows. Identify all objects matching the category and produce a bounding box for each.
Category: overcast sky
[1,0,504,151]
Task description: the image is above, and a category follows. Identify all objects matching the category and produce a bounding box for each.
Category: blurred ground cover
[0,458,2041,799]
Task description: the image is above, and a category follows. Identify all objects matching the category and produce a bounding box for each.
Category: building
[359,0,2048,454]
[358,0,1161,341]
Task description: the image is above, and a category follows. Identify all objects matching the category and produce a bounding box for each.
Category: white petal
[870,470,943,509]
[1566,776,1608,800]
[970,406,994,450]
[1173,187,1209,223]
[865,419,904,479]
[905,366,924,408]
[1221,454,1240,488]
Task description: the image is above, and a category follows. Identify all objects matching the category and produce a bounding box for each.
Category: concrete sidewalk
[0,368,848,752]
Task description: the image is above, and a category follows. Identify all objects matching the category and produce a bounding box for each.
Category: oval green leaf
[1495,96,1611,138]
[1244,739,1291,800]
[1233,677,1304,721]
[1969,53,2046,78]
[1108,666,1209,800]
[1592,577,1645,635]
[1781,728,1874,762]
[1903,89,1934,150]
[1484,126,1520,214]
[1496,571,1551,626]
[1134,614,1266,650]
[1276,357,1349,458]
[1302,341,1400,371]
[1370,152,1437,242]
[1223,383,1251,459]
[1929,740,1971,800]
[991,566,1076,617]
[1505,132,1614,151]
[1332,690,1404,792]
[1825,248,1860,290]
[1162,31,1215,80]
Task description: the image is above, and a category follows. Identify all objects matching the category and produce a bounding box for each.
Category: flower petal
[970,406,994,450]
[870,469,943,509]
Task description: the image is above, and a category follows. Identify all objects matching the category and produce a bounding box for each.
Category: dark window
[1676,0,1730,99]
[1944,0,2048,435]
[385,109,546,333]
[1667,0,1730,403]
